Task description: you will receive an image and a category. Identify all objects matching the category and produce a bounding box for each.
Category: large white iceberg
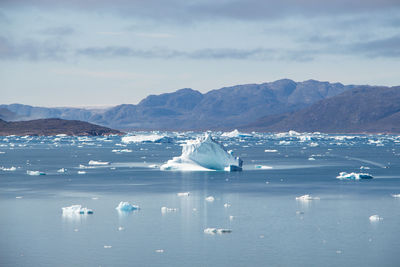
[160,134,243,171]
[221,129,252,138]
[62,205,93,215]
[122,134,172,144]
[336,172,373,180]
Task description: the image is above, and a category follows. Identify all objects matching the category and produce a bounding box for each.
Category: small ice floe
[26,170,46,176]
[204,228,232,234]
[205,196,215,202]
[88,160,109,166]
[62,205,93,215]
[308,157,316,161]
[229,215,234,220]
[336,172,373,180]
[264,149,277,153]
[224,203,231,208]
[16,196,23,199]
[57,168,66,173]
[279,141,291,145]
[369,215,383,222]
[122,134,172,144]
[296,194,320,201]
[78,171,86,174]
[221,129,252,138]
[296,211,305,215]
[255,165,273,169]
[360,166,370,170]
[1,166,16,171]
[391,194,400,198]
[309,142,319,147]
[148,164,159,168]
[115,201,139,212]
[177,192,190,197]
[104,245,112,249]
[161,207,178,213]
[155,249,164,253]
[111,149,132,153]
[118,226,125,231]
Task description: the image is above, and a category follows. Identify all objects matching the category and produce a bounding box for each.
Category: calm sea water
[1,132,400,267]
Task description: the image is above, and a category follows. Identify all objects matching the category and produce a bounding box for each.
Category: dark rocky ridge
[0,118,123,136]
[243,86,400,133]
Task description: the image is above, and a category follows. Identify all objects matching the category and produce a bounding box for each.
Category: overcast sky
[1,0,400,107]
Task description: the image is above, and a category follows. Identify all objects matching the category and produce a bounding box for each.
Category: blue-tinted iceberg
[336,172,373,180]
[160,134,243,171]
[115,201,140,212]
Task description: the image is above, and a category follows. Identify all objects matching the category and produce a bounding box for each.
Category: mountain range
[1,79,399,133]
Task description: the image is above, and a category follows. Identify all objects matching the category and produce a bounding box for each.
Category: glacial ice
[121,134,172,144]
[369,215,383,221]
[221,129,252,138]
[336,172,373,180]
[1,166,16,171]
[204,228,232,234]
[177,192,190,197]
[296,194,320,201]
[88,160,109,165]
[57,168,66,173]
[391,194,400,198]
[115,201,139,212]
[255,165,273,169]
[27,170,46,176]
[205,196,215,202]
[264,149,278,152]
[62,205,93,215]
[160,134,243,171]
[161,207,178,213]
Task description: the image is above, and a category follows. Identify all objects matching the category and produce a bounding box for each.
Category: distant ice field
[0,131,400,266]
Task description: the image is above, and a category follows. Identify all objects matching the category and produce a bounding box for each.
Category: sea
[0,131,399,267]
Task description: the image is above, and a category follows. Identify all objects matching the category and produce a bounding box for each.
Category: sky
[1,0,400,107]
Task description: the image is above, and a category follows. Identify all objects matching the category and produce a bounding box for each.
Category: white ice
[57,168,66,173]
[255,165,273,169]
[62,205,93,215]
[391,194,400,198]
[177,192,190,197]
[160,134,242,171]
[122,134,171,143]
[264,149,278,152]
[336,172,373,180]
[1,166,16,171]
[88,160,109,165]
[205,196,215,202]
[296,194,320,201]
[115,201,139,212]
[204,228,232,234]
[369,215,383,221]
[161,207,178,213]
[27,170,45,176]
[221,129,252,138]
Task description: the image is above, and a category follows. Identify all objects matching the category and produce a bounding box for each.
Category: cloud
[350,35,400,58]
[39,26,75,36]
[0,36,67,61]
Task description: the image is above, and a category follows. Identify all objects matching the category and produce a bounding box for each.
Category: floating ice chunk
[78,171,86,174]
[296,194,320,201]
[88,160,109,165]
[160,134,243,171]
[264,149,277,152]
[161,207,178,213]
[279,141,291,145]
[115,201,139,212]
[177,192,190,197]
[62,205,93,215]
[155,249,164,253]
[1,166,16,171]
[308,157,316,161]
[118,226,125,231]
[369,215,383,221]
[224,203,231,208]
[229,215,234,220]
[57,168,66,173]
[16,196,23,199]
[112,149,132,153]
[104,245,112,249]
[148,164,159,168]
[122,134,172,144]
[205,196,215,202]
[391,194,400,198]
[255,165,273,169]
[360,166,370,170]
[27,170,45,176]
[204,228,232,234]
[221,129,252,138]
[336,172,373,180]
[309,142,319,147]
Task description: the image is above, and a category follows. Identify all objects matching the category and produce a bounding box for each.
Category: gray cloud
[350,35,400,58]
[0,36,67,61]
[39,26,75,36]
[3,0,400,22]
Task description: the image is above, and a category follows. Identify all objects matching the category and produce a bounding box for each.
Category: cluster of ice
[336,172,373,180]
[111,149,132,153]
[369,215,383,221]
[122,134,172,144]
[62,205,93,215]
[221,129,252,138]
[296,194,320,201]
[161,207,178,213]
[177,192,190,197]
[1,166,16,171]
[160,134,243,171]
[391,194,400,198]
[27,170,46,176]
[264,149,278,153]
[88,160,109,165]
[115,201,139,212]
[57,168,66,173]
[78,171,86,174]
[255,165,273,169]
[204,228,232,234]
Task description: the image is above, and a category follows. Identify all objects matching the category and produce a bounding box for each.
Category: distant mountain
[0,79,357,130]
[0,118,122,136]
[243,86,400,133]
